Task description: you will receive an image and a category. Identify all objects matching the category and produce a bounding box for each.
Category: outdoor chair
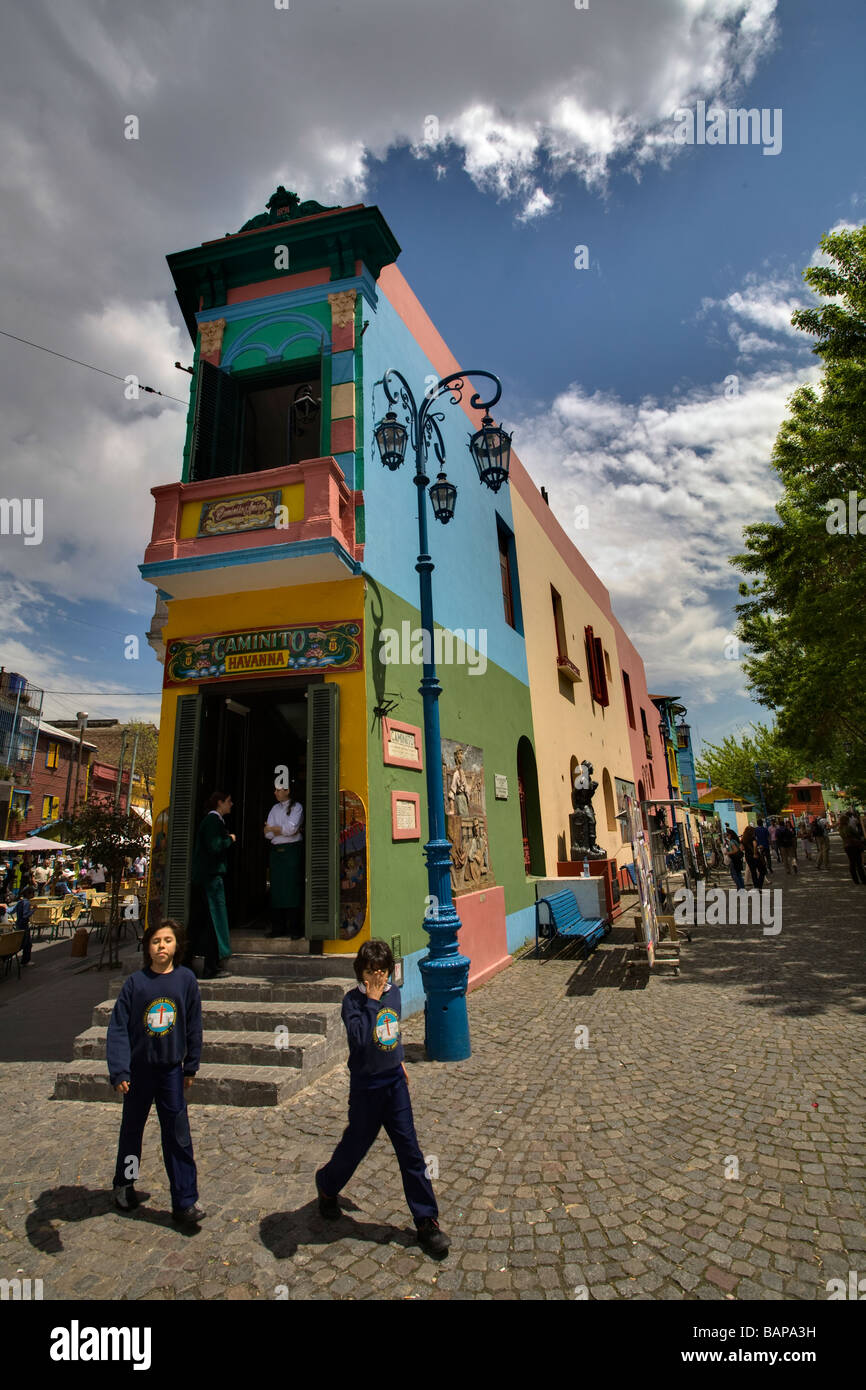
[87,904,110,942]
[31,902,63,941]
[58,898,85,937]
[0,930,25,980]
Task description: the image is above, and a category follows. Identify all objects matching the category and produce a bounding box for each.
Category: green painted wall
[364,579,537,960]
[220,301,330,369]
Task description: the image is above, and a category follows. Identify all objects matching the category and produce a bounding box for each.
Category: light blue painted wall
[361,290,529,689]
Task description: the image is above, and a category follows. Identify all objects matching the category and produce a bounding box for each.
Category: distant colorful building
[782,778,826,820]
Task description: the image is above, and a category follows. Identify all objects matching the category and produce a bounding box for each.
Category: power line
[41,690,162,696]
[0,328,189,405]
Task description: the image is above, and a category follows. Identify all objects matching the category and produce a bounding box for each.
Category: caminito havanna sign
[196,490,281,537]
[164,621,363,686]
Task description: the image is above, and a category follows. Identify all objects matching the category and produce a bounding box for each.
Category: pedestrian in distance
[14,887,34,966]
[812,814,830,870]
[777,820,798,875]
[724,830,746,890]
[741,821,765,889]
[107,919,205,1223]
[769,818,781,863]
[315,938,449,1257]
[797,815,814,861]
[191,791,236,979]
[754,815,773,878]
[838,811,866,885]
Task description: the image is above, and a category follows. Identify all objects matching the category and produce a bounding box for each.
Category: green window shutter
[164,694,202,924]
[190,360,243,481]
[305,682,340,938]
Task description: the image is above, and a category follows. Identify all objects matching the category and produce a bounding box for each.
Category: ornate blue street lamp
[373,368,511,1061]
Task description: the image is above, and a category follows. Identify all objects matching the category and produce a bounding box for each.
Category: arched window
[602,768,616,832]
[517,736,545,876]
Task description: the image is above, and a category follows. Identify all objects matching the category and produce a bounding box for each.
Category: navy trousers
[317,1073,438,1224]
[112,1064,198,1209]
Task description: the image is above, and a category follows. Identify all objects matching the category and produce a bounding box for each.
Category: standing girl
[191,791,236,979]
[107,919,204,1223]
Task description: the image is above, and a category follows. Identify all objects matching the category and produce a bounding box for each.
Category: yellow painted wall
[151,575,367,954]
[178,483,304,540]
[510,490,636,872]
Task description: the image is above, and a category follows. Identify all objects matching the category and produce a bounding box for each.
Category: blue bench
[535,889,610,957]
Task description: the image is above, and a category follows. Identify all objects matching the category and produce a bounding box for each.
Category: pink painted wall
[455,885,511,992]
[612,618,667,803]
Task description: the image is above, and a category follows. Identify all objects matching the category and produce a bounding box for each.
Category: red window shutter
[584,626,609,706]
[593,637,609,706]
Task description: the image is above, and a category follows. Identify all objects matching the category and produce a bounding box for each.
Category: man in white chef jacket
[263,783,304,939]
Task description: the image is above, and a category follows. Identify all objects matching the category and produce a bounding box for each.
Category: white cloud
[513,362,821,718]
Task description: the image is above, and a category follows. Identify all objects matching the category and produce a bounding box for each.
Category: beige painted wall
[510,487,636,872]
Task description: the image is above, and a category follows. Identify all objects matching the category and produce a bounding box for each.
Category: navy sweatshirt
[342,983,404,1087]
[106,966,203,1087]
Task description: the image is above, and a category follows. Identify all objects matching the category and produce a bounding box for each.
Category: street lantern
[374,411,408,470]
[373,366,506,1063]
[428,472,457,524]
[469,414,512,493]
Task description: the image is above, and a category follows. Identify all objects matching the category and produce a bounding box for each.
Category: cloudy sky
[1,0,864,756]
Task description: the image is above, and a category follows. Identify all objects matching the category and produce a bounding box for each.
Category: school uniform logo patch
[374,1007,400,1050]
[144,998,178,1036]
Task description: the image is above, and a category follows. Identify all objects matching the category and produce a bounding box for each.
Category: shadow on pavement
[24,1185,201,1253]
[260,1200,415,1259]
[676,870,866,1018]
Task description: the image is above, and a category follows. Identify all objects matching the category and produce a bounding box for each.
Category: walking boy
[315,939,449,1256]
[107,919,205,1223]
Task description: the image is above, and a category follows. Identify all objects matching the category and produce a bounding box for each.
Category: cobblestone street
[2,853,864,1302]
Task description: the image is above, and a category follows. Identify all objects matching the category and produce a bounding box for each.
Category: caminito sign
[164,621,363,686]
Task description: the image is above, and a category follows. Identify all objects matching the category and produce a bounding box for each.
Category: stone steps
[91,997,341,1035]
[106,974,354,1006]
[52,1059,315,1107]
[73,1025,331,1070]
[52,953,358,1108]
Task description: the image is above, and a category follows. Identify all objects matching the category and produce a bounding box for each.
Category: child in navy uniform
[107,919,205,1224]
[315,939,449,1255]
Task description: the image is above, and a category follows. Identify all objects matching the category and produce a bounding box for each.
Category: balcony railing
[142,457,363,594]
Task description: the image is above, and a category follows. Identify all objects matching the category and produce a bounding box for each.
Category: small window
[622,672,636,729]
[42,795,60,821]
[45,741,59,769]
[499,532,514,627]
[496,517,522,632]
[551,587,567,659]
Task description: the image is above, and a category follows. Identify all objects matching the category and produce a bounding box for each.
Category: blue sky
[1,0,864,759]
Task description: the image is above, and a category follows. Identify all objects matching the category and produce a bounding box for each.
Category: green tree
[62,798,150,969]
[733,225,866,799]
[695,723,801,815]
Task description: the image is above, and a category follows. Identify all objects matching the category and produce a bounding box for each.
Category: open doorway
[197,681,310,930]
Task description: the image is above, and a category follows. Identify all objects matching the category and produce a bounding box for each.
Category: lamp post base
[419,951,471,1061]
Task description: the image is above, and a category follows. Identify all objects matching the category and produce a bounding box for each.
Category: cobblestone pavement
[1,849,864,1301]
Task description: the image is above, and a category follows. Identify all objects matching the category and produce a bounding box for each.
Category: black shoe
[416,1217,450,1256]
[113,1184,141,1212]
[172,1203,206,1224]
[315,1180,341,1220]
